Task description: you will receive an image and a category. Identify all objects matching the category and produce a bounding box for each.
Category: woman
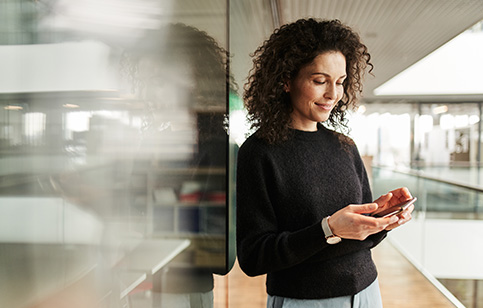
[236,18,414,307]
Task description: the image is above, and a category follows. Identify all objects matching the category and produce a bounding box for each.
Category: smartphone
[370,197,417,218]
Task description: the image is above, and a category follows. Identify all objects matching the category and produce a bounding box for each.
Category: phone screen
[371,197,417,218]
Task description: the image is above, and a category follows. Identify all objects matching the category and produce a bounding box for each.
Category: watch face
[327,236,342,244]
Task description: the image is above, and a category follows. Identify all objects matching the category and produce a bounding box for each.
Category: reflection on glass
[0,1,230,307]
[121,22,232,307]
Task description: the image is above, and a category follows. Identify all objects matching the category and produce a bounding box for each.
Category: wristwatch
[321,216,342,244]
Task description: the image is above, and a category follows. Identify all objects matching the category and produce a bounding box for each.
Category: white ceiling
[5,0,481,101]
[52,0,483,102]
[230,0,483,101]
[374,31,483,98]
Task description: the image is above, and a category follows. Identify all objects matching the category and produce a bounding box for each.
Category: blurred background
[0,0,232,307]
[1,0,483,307]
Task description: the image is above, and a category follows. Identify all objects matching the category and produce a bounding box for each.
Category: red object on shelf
[206,191,226,203]
[179,192,202,203]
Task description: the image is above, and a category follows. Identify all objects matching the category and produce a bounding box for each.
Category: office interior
[1,0,483,307]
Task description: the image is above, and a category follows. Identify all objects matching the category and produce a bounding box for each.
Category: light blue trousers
[267,278,383,308]
[158,291,213,308]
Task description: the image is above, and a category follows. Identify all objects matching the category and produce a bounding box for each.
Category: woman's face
[286,51,346,131]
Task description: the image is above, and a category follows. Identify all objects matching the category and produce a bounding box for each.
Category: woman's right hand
[327,201,399,241]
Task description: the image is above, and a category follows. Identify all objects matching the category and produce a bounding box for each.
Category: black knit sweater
[236,124,387,299]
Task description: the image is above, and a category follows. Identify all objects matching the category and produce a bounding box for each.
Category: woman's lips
[315,102,333,110]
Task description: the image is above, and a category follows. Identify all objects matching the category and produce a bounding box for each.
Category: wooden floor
[213,240,456,308]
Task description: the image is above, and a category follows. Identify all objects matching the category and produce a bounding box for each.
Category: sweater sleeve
[235,140,329,277]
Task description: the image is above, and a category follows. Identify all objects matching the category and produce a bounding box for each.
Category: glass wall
[371,167,483,307]
[352,101,483,307]
[0,1,231,307]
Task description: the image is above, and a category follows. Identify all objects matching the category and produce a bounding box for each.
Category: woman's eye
[314,80,326,85]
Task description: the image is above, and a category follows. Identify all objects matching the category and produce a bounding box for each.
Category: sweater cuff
[369,230,388,248]
[299,221,330,250]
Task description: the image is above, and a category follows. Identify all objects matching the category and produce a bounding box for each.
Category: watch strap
[321,216,342,244]
[321,216,334,237]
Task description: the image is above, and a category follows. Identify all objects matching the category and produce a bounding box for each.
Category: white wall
[0,41,118,93]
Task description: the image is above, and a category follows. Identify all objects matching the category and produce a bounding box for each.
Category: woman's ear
[283,81,290,93]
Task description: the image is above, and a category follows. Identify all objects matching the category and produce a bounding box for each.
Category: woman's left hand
[373,187,414,231]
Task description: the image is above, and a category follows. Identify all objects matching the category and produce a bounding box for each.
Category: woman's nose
[324,83,337,100]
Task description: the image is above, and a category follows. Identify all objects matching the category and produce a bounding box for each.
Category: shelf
[153,201,225,208]
[150,167,226,176]
[152,231,225,238]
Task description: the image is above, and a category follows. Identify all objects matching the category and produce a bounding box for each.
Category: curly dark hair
[244,18,373,144]
[120,23,237,137]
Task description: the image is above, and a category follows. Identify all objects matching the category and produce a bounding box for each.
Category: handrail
[373,164,475,308]
[388,239,466,308]
[374,165,483,193]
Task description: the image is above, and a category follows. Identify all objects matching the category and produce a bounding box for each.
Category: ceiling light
[63,103,80,108]
[433,105,448,114]
[4,105,23,110]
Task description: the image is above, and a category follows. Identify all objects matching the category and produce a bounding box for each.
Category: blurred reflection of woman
[123,23,235,308]
[236,18,414,308]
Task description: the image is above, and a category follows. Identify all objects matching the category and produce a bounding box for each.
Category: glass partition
[371,167,483,307]
[351,101,483,307]
[0,1,231,307]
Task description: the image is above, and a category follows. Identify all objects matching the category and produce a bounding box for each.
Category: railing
[372,166,483,218]
[372,166,483,308]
